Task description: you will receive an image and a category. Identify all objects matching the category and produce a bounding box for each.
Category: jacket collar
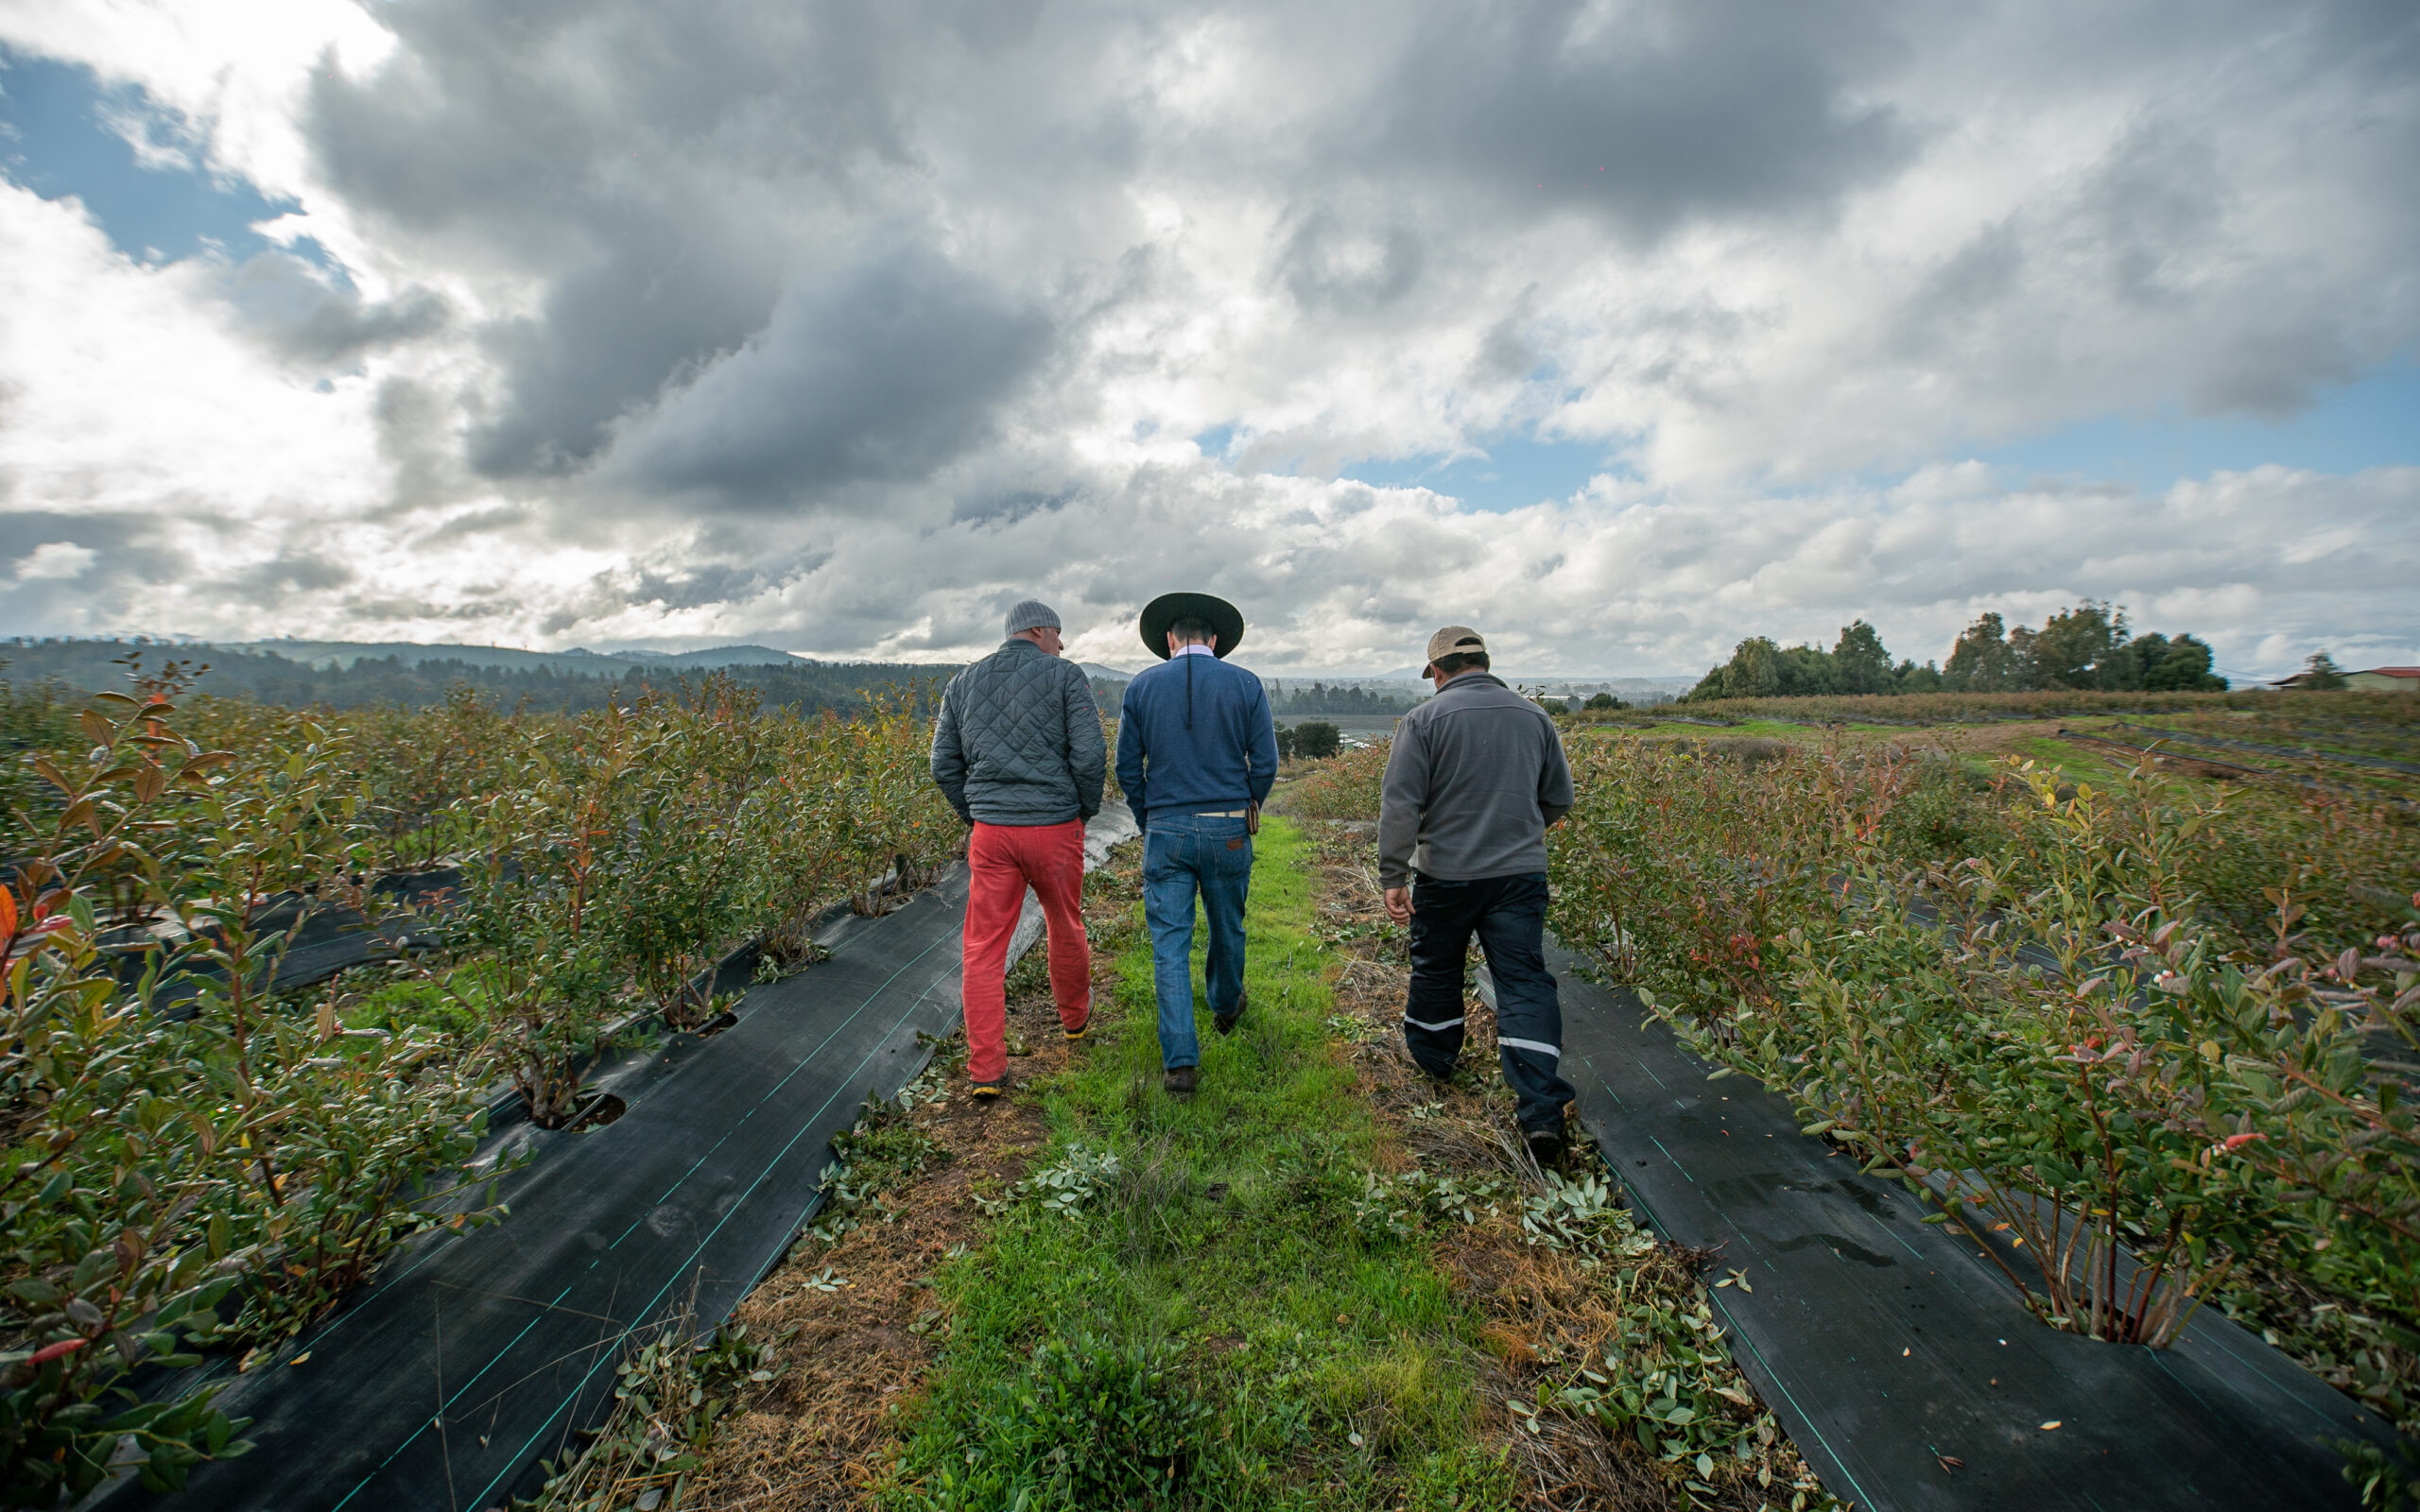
[1434,671,1508,696]
[996,637,1044,656]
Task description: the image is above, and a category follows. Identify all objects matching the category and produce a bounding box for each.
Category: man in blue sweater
[1115,592,1279,1096]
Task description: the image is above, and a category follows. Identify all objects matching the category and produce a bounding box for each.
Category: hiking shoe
[1063,1011,1091,1041]
[971,1075,1009,1102]
[1524,1125,1566,1168]
[1164,1066,1199,1097]
[1214,987,1249,1037]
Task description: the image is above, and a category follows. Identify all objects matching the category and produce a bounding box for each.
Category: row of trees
[1683,603,2225,702]
[0,640,949,716]
[1263,680,1422,716]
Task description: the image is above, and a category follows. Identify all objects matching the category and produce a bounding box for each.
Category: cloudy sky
[0,1,2413,678]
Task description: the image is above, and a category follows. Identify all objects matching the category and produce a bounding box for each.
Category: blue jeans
[1401,871,1576,1135]
[1141,811,1253,1071]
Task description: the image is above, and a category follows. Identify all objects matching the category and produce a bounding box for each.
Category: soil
[679,827,1837,1511]
[678,954,1087,1508]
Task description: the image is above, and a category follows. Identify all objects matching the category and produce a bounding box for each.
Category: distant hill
[0,638,957,716]
[577,644,801,670]
[223,639,804,674]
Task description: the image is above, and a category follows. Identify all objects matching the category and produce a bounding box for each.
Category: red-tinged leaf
[0,887,15,940]
[27,1337,85,1366]
[132,764,169,805]
[79,709,114,745]
[30,754,69,793]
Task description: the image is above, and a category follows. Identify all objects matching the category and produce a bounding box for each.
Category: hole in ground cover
[569,1092,628,1132]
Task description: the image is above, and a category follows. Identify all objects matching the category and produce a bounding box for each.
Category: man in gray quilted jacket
[930,599,1107,1099]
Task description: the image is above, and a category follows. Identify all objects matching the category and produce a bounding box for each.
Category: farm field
[5,664,2414,1510]
[678,818,1843,1511]
[1569,688,2420,808]
[0,662,959,1504]
[1281,700,2420,1500]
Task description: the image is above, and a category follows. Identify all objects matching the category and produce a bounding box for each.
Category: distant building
[2347,666,2420,694]
[2271,665,2420,693]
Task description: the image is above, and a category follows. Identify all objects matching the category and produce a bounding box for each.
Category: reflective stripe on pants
[1401,870,1575,1135]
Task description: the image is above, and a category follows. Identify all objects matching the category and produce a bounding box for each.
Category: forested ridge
[0,639,955,714]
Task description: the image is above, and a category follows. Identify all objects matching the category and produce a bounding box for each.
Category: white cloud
[0,0,2412,676]
[13,541,95,579]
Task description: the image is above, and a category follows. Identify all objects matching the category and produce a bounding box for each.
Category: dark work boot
[1524,1125,1565,1168]
[1165,1065,1198,1098]
[1215,986,1249,1037]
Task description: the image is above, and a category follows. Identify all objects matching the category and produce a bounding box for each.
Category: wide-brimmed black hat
[1138,592,1245,660]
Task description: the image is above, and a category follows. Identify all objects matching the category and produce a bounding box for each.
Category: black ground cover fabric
[98,870,973,1512]
[130,866,462,1014]
[1533,942,2404,1510]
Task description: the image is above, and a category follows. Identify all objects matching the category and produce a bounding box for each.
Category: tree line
[1681,602,2225,703]
[1264,680,1423,715]
[0,639,950,715]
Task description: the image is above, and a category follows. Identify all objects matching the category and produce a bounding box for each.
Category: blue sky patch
[1971,360,2420,488]
[0,45,332,271]
[1339,438,1624,513]
[1193,422,1625,513]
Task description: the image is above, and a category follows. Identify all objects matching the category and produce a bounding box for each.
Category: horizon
[1,7,2413,679]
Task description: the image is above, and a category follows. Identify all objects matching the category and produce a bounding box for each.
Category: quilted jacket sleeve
[929,675,973,822]
[1063,661,1107,820]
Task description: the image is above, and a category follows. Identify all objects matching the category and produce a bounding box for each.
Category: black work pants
[1400,870,1575,1136]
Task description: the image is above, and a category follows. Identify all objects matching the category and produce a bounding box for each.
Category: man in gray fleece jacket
[1378,625,1579,1162]
[930,599,1106,1099]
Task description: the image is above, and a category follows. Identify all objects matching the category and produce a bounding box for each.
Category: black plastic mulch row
[98,871,975,1512]
[1527,942,2403,1512]
[2103,722,2420,777]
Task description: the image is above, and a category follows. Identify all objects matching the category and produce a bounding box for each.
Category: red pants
[962,819,1090,1082]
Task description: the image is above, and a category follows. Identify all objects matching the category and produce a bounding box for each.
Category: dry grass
[1303,820,1837,1512]
[676,827,1837,1512]
[679,926,1117,1508]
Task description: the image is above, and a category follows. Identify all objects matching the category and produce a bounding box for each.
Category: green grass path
[876,818,1512,1511]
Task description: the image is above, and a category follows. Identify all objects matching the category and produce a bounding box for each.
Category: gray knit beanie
[1004,598,1061,636]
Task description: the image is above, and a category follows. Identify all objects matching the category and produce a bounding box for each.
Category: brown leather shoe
[1164,1066,1198,1097]
[1214,987,1248,1037]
